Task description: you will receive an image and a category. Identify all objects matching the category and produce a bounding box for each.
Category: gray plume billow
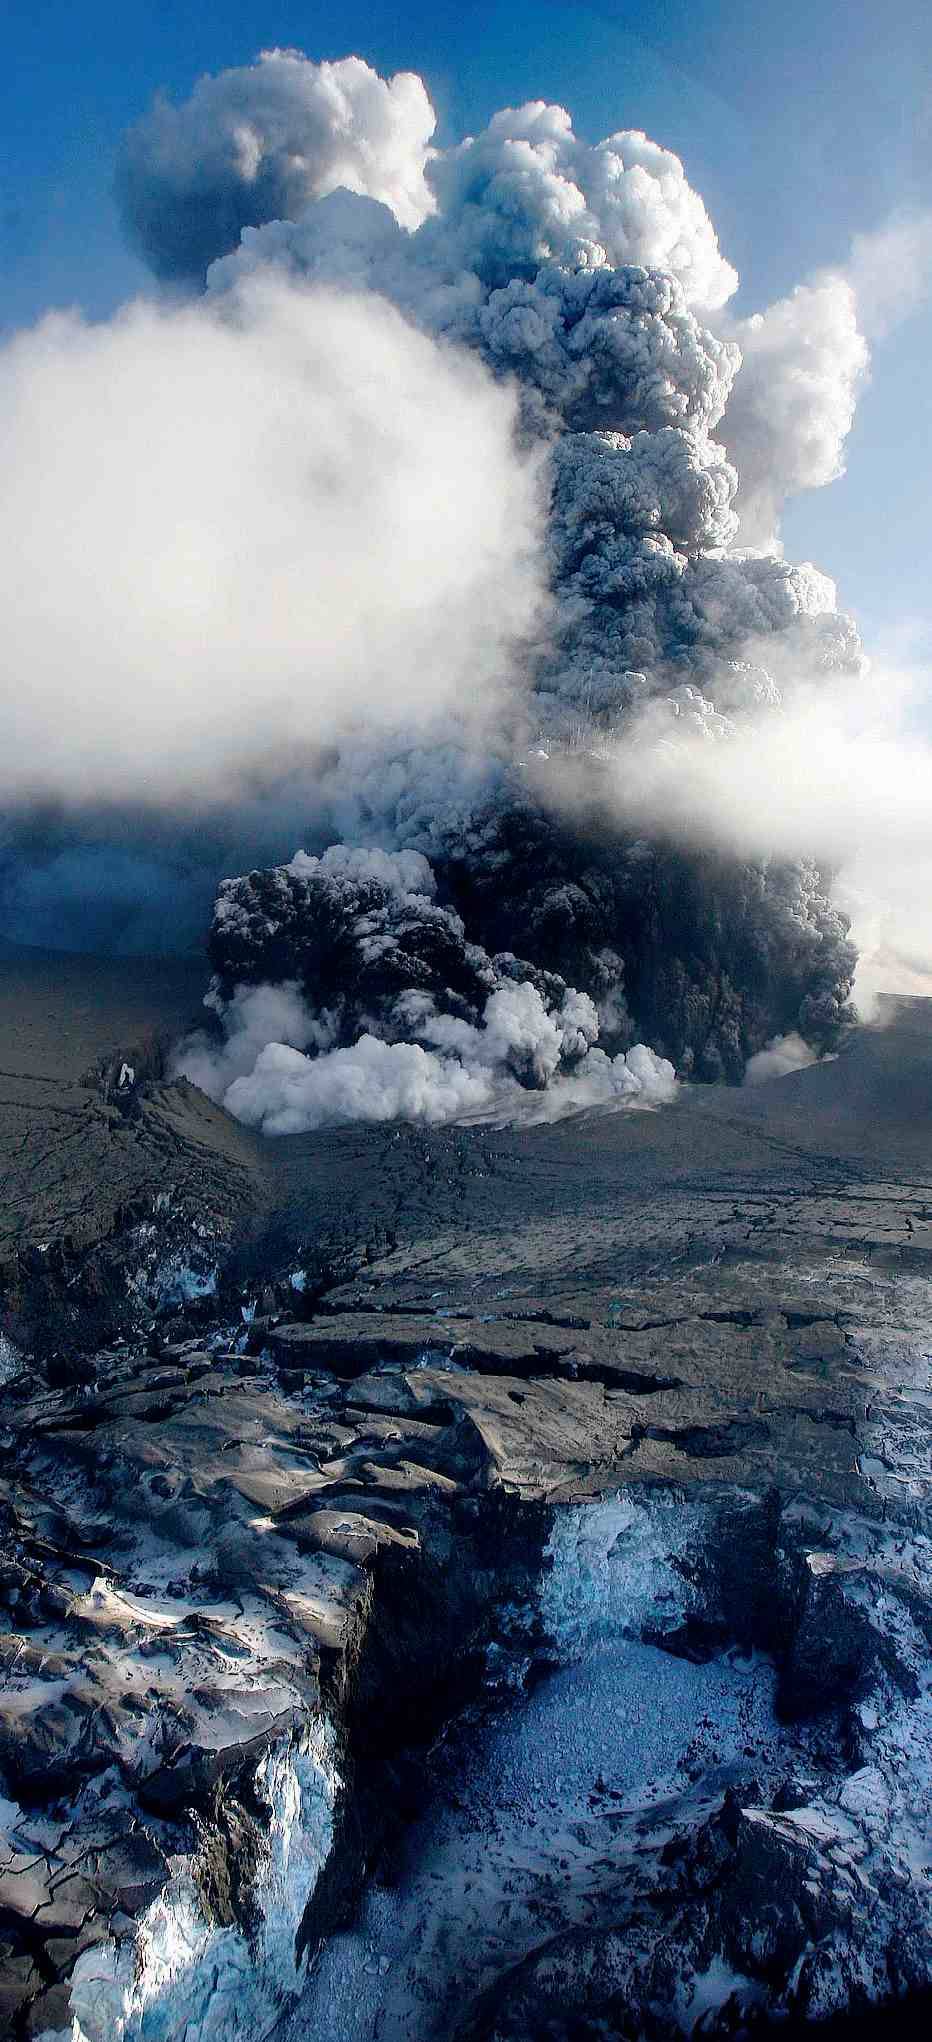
[12,51,876,1125]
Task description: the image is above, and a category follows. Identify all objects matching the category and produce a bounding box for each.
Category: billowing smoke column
[116,51,438,279]
[144,51,863,1118]
[178,848,676,1129]
[12,48,884,1123]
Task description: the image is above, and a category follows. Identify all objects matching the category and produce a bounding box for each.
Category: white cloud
[847,212,932,340]
[720,276,868,548]
[117,49,437,280]
[0,273,545,811]
[719,211,932,546]
[537,643,932,1016]
[178,971,677,1132]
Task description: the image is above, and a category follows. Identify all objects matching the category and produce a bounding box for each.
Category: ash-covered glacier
[3,43,932,2042]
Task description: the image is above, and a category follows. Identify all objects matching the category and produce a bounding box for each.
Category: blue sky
[3,0,930,647]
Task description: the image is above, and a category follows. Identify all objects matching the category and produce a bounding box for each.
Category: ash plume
[4,48,932,1122]
[175,847,676,1129]
[117,50,437,282]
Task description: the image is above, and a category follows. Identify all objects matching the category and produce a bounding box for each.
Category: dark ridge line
[295,1342,686,1397]
[316,1299,593,1331]
[315,1301,851,1337]
[781,1406,859,1434]
[631,1417,771,1459]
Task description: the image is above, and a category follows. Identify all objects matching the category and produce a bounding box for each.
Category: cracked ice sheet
[285,1646,782,2042]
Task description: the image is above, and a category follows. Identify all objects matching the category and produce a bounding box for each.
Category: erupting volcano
[6,47,914,1125]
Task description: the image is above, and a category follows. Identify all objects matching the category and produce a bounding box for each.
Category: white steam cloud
[533,644,932,1016]
[720,277,869,549]
[117,50,437,279]
[174,846,678,1131]
[743,1032,819,1085]
[424,103,738,308]
[847,212,932,341]
[0,274,543,808]
[176,961,677,1133]
[719,211,932,547]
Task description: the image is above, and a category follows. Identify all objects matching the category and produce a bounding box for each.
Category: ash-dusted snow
[284,1491,783,2042]
[42,1725,340,2042]
[0,1331,22,1384]
[285,1490,932,2042]
[539,1488,705,1653]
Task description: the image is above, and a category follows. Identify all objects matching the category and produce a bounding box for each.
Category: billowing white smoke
[743,1032,818,1084]
[8,45,932,1055]
[2,51,885,846]
[422,103,737,306]
[718,211,932,547]
[176,846,677,1132]
[130,79,737,309]
[178,979,338,1102]
[720,277,869,549]
[208,177,742,442]
[847,212,932,340]
[117,49,437,279]
[531,642,932,1012]
[0,273,544,808]
[181,983,675,1134]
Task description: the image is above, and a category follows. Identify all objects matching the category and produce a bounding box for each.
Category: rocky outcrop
[0,946,271,1357]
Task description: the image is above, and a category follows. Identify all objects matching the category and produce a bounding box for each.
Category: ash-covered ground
[1,956,931,2039]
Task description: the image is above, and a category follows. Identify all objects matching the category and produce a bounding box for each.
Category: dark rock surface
[0,944,271,1354]
[0,974,930,2036]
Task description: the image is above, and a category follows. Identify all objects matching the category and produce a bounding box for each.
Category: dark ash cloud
[6,48,932,1114]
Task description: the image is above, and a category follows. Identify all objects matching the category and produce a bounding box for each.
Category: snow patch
[540,1489,702,1657]
[0,1331,23,1385]
[150,1258,218,1309]
[284,1499,781,2042]
[52,1724,340,2042]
